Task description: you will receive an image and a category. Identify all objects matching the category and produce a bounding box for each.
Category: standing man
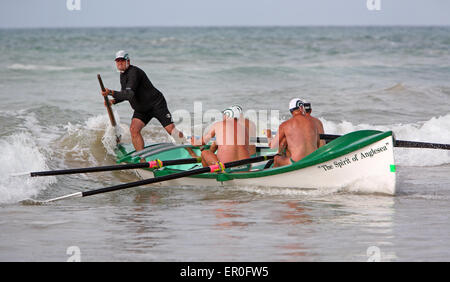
[269,99,318,167]
[101,50,186,153]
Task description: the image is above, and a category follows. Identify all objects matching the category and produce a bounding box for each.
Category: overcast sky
[1,0,449,28]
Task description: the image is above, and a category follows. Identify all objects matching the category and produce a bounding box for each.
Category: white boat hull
[132,135,396,195]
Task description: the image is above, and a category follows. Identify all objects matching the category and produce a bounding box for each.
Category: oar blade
[21,192,84,205]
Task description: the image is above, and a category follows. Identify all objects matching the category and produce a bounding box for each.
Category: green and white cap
[289,98,304,113]
[230,105,243,115]
[223,106,241,119]
[115,50,130,61]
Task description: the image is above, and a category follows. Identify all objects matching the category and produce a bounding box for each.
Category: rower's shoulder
[128,65,146,75]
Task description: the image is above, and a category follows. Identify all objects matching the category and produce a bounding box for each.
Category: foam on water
[0,132,56,204]
[7,64,73,71]
[59,113,127,164]
[322,114,450,166]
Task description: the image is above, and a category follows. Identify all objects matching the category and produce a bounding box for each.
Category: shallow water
[0,27,449,261]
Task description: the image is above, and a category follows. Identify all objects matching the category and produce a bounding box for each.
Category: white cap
[115,50,129,61]
[230,105,243,115]
[222,106,241,119]
[289,98,304,112]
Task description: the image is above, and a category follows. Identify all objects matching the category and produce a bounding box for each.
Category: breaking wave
[321,114,450,166]
[0,132,56,204]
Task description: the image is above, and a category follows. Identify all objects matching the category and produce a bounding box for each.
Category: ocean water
[0,27,449,261]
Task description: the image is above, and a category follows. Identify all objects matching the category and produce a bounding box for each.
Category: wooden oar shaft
[29,157,202,177]
[97,74,117,127]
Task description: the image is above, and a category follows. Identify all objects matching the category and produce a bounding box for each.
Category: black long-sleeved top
[111,65,164,113]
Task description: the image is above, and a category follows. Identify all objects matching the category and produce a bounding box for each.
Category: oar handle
[97,74,117,128]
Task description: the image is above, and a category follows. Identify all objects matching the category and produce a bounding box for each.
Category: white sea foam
[7,64,73,71]
[321,114,450,166]
[60,112,127,163]
[0,132,56,204]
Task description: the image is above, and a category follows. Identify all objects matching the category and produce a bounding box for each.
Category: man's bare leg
[130,118,146,152]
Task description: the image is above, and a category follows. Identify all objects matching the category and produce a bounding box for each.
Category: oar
[98,74,121,144]
[394,140,450,150]
[31,154,275,203]
[251,134,338,144]
[252,134,450,150]
[12,157,203,177]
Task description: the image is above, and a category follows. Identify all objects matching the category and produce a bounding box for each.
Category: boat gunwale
[144,130,394,181]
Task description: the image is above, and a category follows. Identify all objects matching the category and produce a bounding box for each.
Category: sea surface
[0,27,449,261]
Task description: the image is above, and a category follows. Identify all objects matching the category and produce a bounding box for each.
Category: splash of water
[0,132,56,204]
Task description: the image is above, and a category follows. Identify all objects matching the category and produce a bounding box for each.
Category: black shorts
[132,99,174,127]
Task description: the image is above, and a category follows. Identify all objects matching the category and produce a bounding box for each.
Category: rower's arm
[269,125,285,151]
[191,124,216,146]
[316,119,326,148]
[111,68,139,101]
[201,124,216,145]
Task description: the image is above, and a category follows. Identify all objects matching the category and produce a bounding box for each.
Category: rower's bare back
[282,115,318,161]
[214,119,250,163]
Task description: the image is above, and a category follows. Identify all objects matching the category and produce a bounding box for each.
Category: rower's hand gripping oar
[31,155,275,203]
[98,74,121,144]
[11,156,203,177]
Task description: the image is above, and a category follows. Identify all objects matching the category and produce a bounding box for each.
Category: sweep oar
[12,157,203,177]
[32,155,275,203]
[98,74,121,144]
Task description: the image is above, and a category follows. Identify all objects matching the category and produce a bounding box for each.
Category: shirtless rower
[303,101,326,148]
[207,105,257,156]
[269,98,318,167]
[191,106,250,167]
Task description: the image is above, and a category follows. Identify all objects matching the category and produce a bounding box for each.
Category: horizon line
[1,23,450,30]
